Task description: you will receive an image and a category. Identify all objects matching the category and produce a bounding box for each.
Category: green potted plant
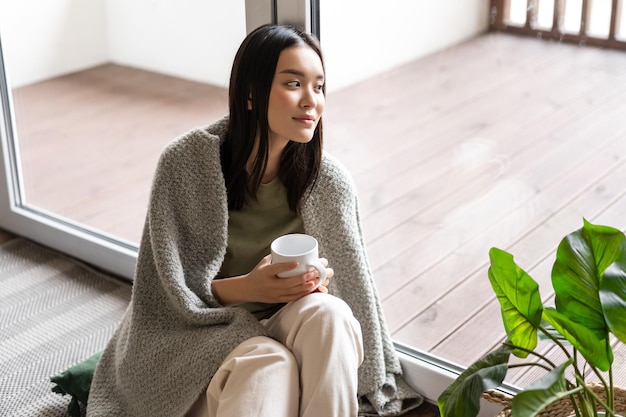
[438,219,626,417]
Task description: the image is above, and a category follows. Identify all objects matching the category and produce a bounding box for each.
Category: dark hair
[221,24,325,212]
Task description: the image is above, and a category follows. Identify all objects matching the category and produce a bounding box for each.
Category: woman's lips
[293,115,316,126]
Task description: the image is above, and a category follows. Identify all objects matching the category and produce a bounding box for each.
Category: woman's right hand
[211,254,318,306]
[244,254,319,303]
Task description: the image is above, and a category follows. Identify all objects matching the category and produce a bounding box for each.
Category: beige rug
[0,238,131,416]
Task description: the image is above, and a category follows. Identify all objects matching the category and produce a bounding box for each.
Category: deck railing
[490,0,626,50]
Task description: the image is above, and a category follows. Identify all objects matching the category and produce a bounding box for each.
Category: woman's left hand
[313,258,333,293]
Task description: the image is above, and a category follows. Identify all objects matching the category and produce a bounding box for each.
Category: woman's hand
[245,255,334,302]
[310,258,333,294]
[211,256,334,306]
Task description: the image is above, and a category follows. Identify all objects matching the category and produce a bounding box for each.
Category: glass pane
[321,0,626,391]
[0,1,246,245]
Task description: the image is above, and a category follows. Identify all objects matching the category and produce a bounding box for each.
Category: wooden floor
[10,31,626,397]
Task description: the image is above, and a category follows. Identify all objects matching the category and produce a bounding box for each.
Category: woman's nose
[300,88,316,108]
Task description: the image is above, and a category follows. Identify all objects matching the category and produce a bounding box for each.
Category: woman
[87,24,422,417]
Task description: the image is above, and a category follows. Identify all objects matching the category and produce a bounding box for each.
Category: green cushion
[50,351,102,417]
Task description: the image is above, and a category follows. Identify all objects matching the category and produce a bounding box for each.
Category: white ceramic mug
[270,234,327,291]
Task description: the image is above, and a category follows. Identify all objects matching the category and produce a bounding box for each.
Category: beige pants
[187,293,364,417]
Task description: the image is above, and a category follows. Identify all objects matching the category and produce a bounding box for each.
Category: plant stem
[538,325,574,361]
[607,368,615,417]
[583,360,615,416]
[503,340,558,368]
[575,374,614,415]
[508,362,553,372]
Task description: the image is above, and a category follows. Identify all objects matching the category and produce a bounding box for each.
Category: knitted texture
[86,118,422,417]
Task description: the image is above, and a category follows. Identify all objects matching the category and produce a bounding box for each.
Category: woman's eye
[287,81,300,87]
[315,84,324,91]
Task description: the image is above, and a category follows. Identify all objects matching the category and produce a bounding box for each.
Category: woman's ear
[247,95,252,110]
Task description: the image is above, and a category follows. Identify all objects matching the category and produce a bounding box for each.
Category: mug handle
[307,260,327,291]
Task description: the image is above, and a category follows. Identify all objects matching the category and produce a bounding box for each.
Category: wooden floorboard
[9,32,626,392]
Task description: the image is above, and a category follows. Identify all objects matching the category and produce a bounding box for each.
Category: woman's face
[266,45,325,147]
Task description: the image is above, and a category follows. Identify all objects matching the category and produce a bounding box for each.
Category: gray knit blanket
[87,118,423,417]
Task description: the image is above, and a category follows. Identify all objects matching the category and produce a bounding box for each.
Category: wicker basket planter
[483,385,626,417]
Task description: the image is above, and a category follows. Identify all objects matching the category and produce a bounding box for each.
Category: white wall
[105,0,246,87]
[321,0,491,91]
[0,0,490,90]
[0,0,109,88]
[0,0,246,88]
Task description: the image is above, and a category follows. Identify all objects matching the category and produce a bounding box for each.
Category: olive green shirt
[218,177,304,319]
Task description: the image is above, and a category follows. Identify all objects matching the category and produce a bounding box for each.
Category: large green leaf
[581,219,625,277]
[600,257,626,343]
[438,344,513,417]
[488,248,543,357]
[511,360,579,417]
[551,220,625,341]
[542,307,613,371]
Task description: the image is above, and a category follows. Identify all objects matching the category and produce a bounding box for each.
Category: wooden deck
[10,32,626,391]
